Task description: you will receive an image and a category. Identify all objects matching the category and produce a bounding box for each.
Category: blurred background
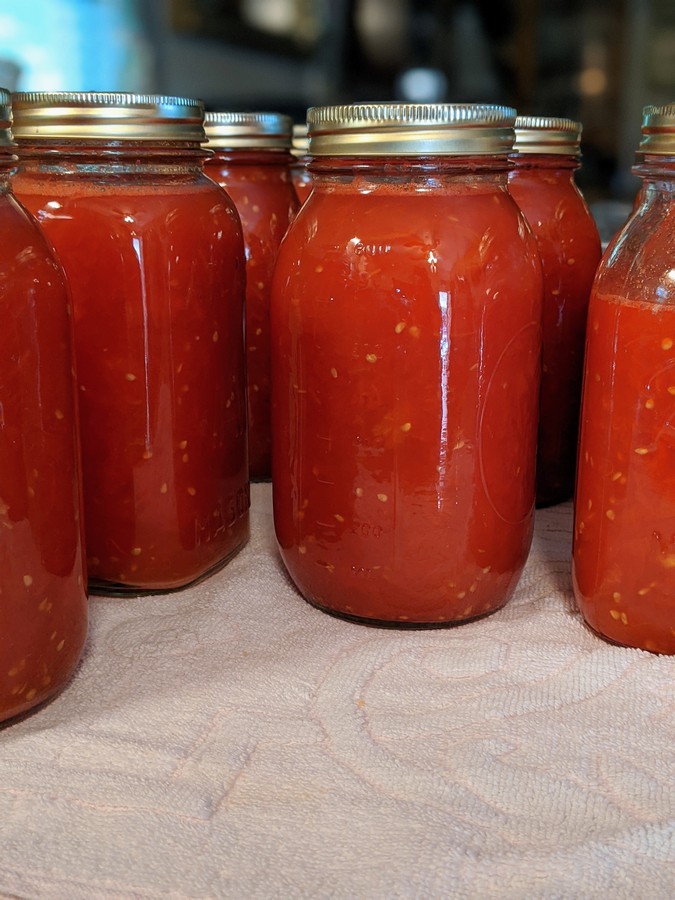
[0,0,671,237]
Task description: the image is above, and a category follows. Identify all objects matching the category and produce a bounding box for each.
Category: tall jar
[573,103,675,654]
[11,92,249,595]
[290,123,312,204]
[203,111,299,480]
[508,117,602,507]
[271,103,544,626]
[0,88,87,722]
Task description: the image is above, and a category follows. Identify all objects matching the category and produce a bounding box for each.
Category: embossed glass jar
[0,87,87,721]
[12,92,249,594]
[271,103,544,626]
[573,103,675,653]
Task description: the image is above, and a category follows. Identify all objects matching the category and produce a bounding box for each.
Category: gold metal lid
[639,103,675,155]
[203,112,293,150]
[291,122,309,157]
[11,92,205,142]
[306,103,516,156]
[0,86,14,149]
[513,116,581,156]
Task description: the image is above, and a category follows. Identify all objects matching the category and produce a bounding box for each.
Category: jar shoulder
[594,198,675,305]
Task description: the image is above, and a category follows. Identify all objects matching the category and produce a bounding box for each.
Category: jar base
[1,686,65,728]
[0,654,85,727]
[301,593,508,629]
[580,614,675,655]
[88,530,249,597]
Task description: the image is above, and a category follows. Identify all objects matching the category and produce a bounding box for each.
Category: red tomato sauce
[271,170,543,625]
[13,173,249,593]
[508,160,601,506]
[0,192,87,721]
[573,291,675,653]
[205,150,298,480]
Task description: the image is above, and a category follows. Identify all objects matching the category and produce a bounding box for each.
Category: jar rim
[513,116,581,156]
[306,102,516,156]
[11,92,205,142]
[203,111,293,150]
[639,103,675,155]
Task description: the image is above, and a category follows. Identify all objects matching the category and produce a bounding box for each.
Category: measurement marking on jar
[351,521,384,538]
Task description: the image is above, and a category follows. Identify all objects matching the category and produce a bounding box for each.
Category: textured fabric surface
[1,484,674,899]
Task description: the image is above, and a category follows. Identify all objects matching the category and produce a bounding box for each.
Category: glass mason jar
[290,123,312,204]
[11,92,249,595]
[203,111,299,481]
[508,117,602,508]
[0,88,87,722]
[573,103,675,654]
[271,103,544,626]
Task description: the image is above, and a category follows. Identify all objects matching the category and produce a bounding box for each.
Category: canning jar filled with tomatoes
[11,92,249,595]
[573,103,675,653]
[508,117,601,507]
[203,111,299,480]
[0,87,87,721]
[271,103,544,626]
